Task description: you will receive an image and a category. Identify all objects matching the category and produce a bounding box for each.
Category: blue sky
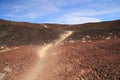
[0,0,120,24]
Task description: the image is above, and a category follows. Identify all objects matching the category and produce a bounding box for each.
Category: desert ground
[0,19,120,80]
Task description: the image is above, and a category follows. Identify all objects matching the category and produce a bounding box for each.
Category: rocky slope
[0,19,120,80]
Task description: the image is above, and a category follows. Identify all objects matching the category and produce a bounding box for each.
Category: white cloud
[48,16,101,24]
[5,0,92,20]
[2,0,120,23]
[64,8,120,17]
[7,0,60,19]
[46,6,120,24]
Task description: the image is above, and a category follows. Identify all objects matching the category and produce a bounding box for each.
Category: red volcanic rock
[0,19,120,80]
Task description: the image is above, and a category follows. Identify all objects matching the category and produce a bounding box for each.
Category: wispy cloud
[0,0,120,23]
[66,8,120,17]
[5,0,60,20]
[46,6,120,24]
[47,16,101,24]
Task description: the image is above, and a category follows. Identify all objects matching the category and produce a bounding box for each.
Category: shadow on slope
[0,19,62,47]
[0,19,120,47]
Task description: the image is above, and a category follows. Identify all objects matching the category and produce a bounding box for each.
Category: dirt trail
[21,31,73,80]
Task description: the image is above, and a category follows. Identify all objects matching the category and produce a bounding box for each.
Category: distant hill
[0,19,120,46]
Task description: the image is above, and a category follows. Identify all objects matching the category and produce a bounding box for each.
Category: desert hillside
[0,19,120,80]
[0,19,120,45]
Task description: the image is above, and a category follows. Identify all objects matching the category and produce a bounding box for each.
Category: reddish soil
[0,45,40,80]
[54,38,120,80]
[0,19,120,80]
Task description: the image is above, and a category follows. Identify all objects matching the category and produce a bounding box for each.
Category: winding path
[21,31,73,80]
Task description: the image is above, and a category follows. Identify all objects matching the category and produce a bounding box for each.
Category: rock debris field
[0,19,120,80]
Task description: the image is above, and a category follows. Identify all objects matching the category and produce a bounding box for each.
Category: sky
[0,0,120,24]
